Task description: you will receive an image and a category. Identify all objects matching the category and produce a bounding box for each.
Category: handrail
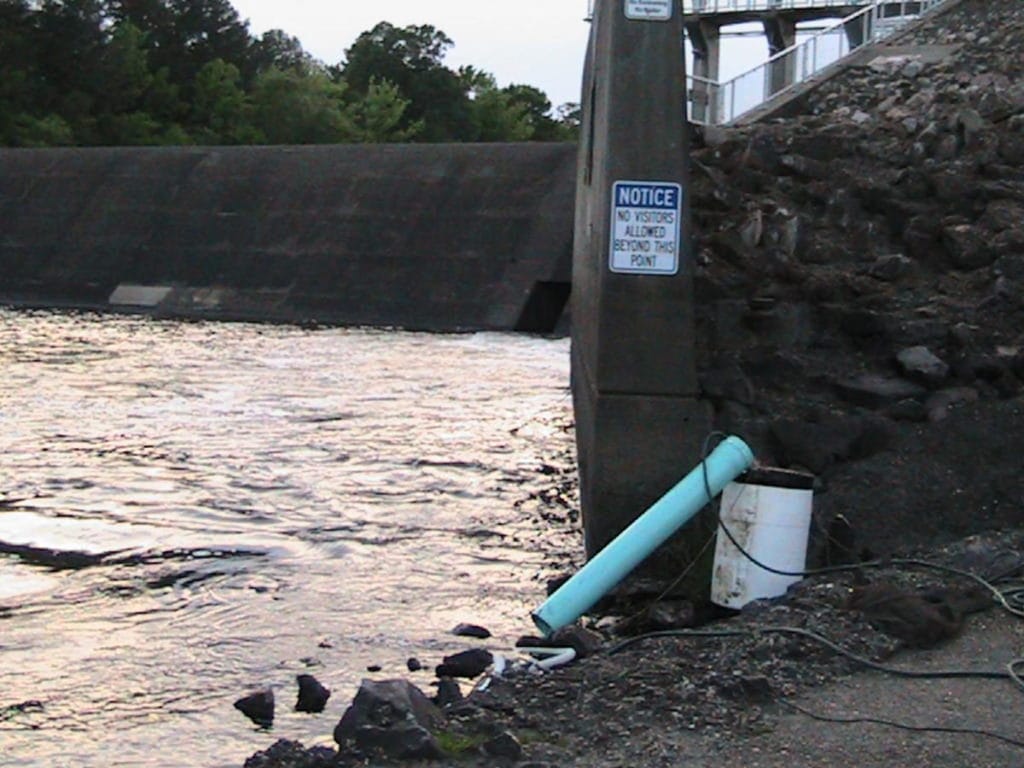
[687,0,952,124]
[683,0,867,13]
[586,0,883,20]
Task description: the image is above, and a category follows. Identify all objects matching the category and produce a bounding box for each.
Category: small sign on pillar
[624,0,673,21]
[609,180,683,275]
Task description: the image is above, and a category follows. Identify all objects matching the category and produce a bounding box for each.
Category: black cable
[1008,659,1024,693]
[607,627,747,654]
[778,698,1024,750]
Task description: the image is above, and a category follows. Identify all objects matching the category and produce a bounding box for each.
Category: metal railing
[687,0,951,124]
[683,0,867,13]
[586,0,875,18]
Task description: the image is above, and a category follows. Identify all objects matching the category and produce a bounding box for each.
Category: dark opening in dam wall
[0,142,576,332]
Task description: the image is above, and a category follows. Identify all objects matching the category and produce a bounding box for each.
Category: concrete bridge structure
[683,0,951,122]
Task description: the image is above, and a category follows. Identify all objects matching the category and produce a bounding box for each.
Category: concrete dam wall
[0,143,577,332]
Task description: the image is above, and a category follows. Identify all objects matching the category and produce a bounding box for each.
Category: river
[0,309,576,767]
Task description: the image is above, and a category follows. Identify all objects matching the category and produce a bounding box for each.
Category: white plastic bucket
[711,468,814,609]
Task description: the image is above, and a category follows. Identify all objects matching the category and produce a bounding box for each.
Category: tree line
[0,0,580,147]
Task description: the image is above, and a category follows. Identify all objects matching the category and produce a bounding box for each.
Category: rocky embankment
[691,0,1024,556]
[243,1,1024,765]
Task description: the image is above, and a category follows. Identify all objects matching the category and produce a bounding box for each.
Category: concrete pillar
[686,20,722,123]
[763,16,798,96]
[572,0,712,584]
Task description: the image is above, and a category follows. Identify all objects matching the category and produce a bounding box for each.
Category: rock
[981,200,1024,233]
[998,133,1024,164]
[852,110,872,125]
[848,583,978,648]
[948,322,976,349]
[295,674,331,714]
[484,731,523,761]
[737,209,764,249]
[699,361,755,405]
[903,214,944,265]
[435,649,493,679]
[645,600,697,630]
[944,224,995,270]
[779,153,830,180]
[934,134,959,160]
[718,675,774,703]
[334,679,444,760]
[243,739,337,768]
[902,59,925,79]
[896,346,949,387]
[352,720,439,761]
[887,319,948,348]
[235,689,275,728]
[925,386,979,421]
[869,253,913,281]
[886,398,929,422]
[823,307,888,342]
[931,171,977,203]
[991,229,1024,259]
[550,625,605,658]
[452,623,491,639]
[834,375,927,408]
[545,573,571,595]
[765,211,801,257]
[769,414,891,473]
[434,678,464,709]
[406,657,423,672]
[956,107,988,148]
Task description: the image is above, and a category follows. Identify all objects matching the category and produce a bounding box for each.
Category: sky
[230,0,595,110]
[228,0,781,112]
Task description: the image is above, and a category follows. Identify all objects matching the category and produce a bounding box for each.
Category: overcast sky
[230,0,594,109]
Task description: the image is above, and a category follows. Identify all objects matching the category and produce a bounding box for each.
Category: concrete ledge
[0,143,577,332]
[108,283,174,307]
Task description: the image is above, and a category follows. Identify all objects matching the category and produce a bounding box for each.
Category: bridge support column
[686,19,722,123]
[763,16,798,95]
[572,0,712,587]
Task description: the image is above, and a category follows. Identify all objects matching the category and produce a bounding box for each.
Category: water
[0,309,575,768]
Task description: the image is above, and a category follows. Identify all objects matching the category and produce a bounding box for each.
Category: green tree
[342,22,474,142]
[345,77,422,142]
[502,84,572,141]
[191,58,261,143]
[10,113,76,146]
[0,0,40,144]
[251,67,353,144]
[251,29,315,74]
[166,0,255,84]
[464,73,533,142]
[33,0,109,140]
[98,21,152,114]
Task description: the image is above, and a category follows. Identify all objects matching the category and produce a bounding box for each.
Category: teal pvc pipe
[532,435,754,636]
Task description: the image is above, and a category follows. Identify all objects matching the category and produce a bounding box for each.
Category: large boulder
[333,679,445,760]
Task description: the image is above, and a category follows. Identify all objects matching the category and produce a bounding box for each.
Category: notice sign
[609,181,682,275]
[624,0,672,21]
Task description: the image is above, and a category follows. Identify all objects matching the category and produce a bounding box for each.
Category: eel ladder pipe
[532,435,755,636]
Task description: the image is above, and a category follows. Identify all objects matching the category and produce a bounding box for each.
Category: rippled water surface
[0,309,573,767]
